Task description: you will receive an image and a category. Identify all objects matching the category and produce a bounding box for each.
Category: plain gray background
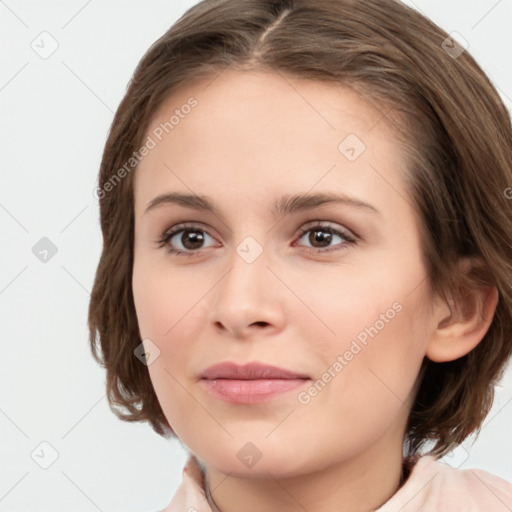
[1,1,511,510]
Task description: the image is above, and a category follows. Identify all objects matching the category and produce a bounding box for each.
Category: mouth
[199,361,311,404]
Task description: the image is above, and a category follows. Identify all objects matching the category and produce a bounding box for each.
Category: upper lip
[200,361,310,380]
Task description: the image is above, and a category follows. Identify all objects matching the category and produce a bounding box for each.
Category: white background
[1,1,511,511]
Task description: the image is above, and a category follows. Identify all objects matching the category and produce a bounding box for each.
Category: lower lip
[201,378,310,404]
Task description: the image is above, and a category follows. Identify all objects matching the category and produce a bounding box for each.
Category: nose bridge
[221,234,269,305]
[208,233,284,335]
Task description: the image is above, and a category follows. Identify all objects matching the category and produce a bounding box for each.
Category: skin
[131,69,498,512]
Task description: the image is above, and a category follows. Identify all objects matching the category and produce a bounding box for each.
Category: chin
[194,440,314,479]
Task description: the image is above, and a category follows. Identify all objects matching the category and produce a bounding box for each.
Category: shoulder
[160,454,213,512]
[377,455,512,512]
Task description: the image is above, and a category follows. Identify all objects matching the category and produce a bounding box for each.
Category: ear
[425,258,499,363]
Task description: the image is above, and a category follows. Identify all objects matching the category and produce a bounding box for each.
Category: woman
[89,0,512,509]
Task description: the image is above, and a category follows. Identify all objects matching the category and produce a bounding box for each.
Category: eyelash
[155,221,357,258]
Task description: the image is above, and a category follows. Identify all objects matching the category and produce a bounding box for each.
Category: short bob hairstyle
[88,0,512,459]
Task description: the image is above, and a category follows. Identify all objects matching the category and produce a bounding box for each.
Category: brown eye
[157,224,218,256]
[176,229,206,250]
[156,221,357,258]
[304,228,335,248]
[295,222,356,253]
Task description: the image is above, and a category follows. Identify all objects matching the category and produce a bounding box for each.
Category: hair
[88,0,512,459]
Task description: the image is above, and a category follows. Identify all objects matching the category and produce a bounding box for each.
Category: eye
[156,223,218,257]
[156,221,357,257]
[293,222,356,253]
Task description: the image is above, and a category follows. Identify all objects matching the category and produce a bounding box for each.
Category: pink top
[162,453,512,511]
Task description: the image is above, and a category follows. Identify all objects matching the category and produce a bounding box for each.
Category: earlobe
[425,283,499,363]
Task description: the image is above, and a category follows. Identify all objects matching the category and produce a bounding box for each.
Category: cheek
[296,261,429,400]
[294,294,427,461]
[132,260,200,343]
[286,267,404,351]
[132,261,208,424]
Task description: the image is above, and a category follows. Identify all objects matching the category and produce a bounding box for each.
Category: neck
[204,436,406,512]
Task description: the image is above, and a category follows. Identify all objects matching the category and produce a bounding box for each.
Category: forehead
[134,69,410,220]
[146,69,389,144]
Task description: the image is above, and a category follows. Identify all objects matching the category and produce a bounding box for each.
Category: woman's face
[132,69,436,477]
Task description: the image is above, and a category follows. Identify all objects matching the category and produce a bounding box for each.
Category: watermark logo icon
[31,441,59,469]
[31,31,59,59]
[236,236,263,264]
[237,442,263,468]
[134,338,161,365]
[338,134,366,161]
[32,237,58,263]
[441,31,468,59]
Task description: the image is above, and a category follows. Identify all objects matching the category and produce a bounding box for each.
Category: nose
[207,243,286,339]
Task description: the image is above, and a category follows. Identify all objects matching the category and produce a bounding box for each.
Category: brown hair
[88,0,512,458]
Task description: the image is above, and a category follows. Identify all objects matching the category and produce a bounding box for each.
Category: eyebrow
[144,191,381,220]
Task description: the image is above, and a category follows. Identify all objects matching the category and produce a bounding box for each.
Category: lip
[200,361,310,380]
[199,361,311,404]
